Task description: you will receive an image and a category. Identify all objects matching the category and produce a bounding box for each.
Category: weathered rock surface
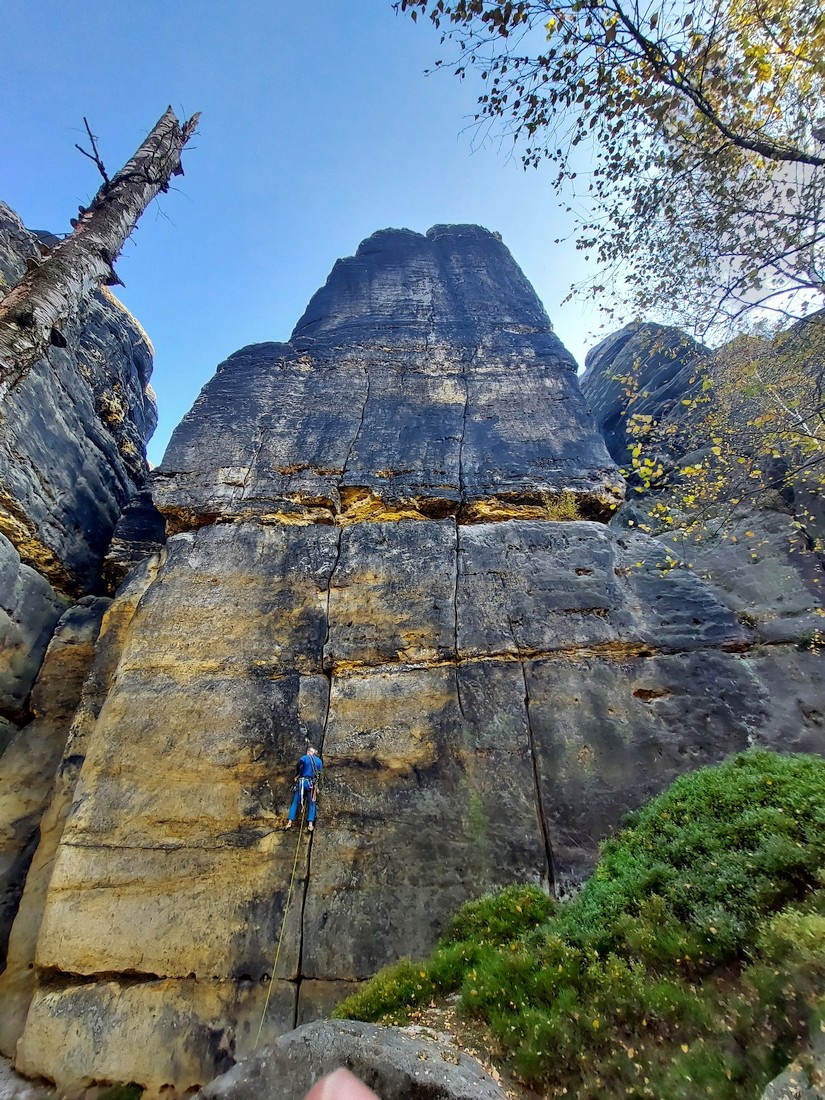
[760,1028,825,1100]
[101,487,167,593]
[0,597,108,968]
[0,564,157,1058]
[0,201,157,597]
[0,533,67,726]
[0,205,42,295]
[0,200,162,1091]
[11,225,825,1096]
[580,321,709,469]
[156,225,624,527]
[0,1057,54,1100]
[196,1019,507,1100]
[582,316,825,643]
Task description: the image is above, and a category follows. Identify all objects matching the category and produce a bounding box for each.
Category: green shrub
[335,884,551,1023]
[337,750,825,1098]
[542,490,581,520]
[335,958,431,1023]
[441,883,555,947]
[97,1087,143,1100]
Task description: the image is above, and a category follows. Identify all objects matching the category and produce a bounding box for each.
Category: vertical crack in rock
[293,828,313,1029]
[423,284,435,356]
[339,366,371,493]
[457,347,472,502]
[321,528,343,676]
[520,659,555,892]
[452,519,465,719]
[452,346,471,717]
[296,527,342,1024]
[239,427,269,505]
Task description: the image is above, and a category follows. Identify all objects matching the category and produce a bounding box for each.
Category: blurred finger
[304,1067,380,1100]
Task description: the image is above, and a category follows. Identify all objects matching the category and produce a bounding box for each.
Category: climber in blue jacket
[285,746,323,832]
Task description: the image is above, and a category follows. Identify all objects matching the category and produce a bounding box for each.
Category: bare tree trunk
[0,106,200,401]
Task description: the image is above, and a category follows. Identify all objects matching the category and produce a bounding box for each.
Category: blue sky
[2,1,606,465]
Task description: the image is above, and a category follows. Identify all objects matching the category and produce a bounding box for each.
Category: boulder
[196,1019,507,1100]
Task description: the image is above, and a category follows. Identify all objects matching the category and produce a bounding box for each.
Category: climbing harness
[254,802,309,1049]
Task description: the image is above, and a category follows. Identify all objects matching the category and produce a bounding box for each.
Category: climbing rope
[253,803,307,1049]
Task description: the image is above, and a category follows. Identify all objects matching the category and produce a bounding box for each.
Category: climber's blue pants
[288,778,317,823]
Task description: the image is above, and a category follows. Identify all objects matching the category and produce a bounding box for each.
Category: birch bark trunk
[0,106,199,402]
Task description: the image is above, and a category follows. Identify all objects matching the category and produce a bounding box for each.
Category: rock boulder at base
[196,1019,506,1100]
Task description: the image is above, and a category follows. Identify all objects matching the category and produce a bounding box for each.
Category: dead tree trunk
[0,106,200,401]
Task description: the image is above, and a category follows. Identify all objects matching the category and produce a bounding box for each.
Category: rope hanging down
[254,803,307,1048]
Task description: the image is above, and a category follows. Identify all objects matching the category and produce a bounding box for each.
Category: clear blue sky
[2,0,607,465]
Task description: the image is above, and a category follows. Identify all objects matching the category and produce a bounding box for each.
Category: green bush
[440,883,555,947]
[336,958,430,1023]
[334,884,551,1023]
[336,750,825,1098]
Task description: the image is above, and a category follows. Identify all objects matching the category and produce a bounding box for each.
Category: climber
[285,745,323,833]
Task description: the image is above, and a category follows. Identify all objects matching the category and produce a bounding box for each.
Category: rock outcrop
[196,1019,507,1100]
[581,319,825,645]
[7,226,825,1097]
[0,200,159,1051]
[155,225,623,527]
[580,321,709,470]
[0,202,157,599]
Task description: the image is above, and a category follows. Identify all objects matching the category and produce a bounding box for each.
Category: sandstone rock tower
[7,226,825,1096]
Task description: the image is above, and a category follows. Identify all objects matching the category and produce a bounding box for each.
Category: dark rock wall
[156,225,624,526]
[0,201,160,1035]
[580,321,709,470]
[580,318,825,644]
[0,203,157,598]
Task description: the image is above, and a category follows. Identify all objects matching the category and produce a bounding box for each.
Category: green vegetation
[97,1086,143,1100]
[399,0,824,337]
[336,750,825,1098]
[542,489,581,521]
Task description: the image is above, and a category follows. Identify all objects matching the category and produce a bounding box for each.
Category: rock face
[581,318,825,645]
[0,597,108,968]
[196,1019,507,1100]
[155,225,624,528]
[0,201,157,598]
[0,201,159,1052]
[9,226,825,1097]
[580,321,709,470]
[0,533,68,731]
